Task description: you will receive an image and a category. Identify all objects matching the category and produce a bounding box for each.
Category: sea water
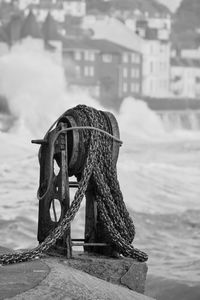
[0,39,200,300]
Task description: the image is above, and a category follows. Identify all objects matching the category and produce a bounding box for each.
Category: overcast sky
[157,0,182,12]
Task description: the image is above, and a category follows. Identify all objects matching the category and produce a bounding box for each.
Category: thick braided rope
[73,105,148,261]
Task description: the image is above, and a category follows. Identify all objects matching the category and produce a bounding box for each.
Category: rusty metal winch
[32,107,121,257]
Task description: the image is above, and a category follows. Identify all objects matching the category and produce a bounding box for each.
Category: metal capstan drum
[56,109,120,178]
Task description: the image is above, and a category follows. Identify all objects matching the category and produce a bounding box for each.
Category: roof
[28,0,85,10]
[171,57,200,68]
[21,11,42,39]
[0,27,9,43]
[28,3,63,10]
[82,17,143,53]
[3,14,23,44]
[42,13,61,41]
[63,37,140,54]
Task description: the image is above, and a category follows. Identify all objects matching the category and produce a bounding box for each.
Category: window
[131,53,135,63]
[132,53,140,63]
[150,44,154,54]
[123,82,128,92]
[89,66,94,76]
[84,66,94,77]
[131,83,135,92]
[131,68,140,78]
[131,83,139,93]
[84,66,89,76]
[84,50,95,61]
[160,44,166,53]
[150,61,154,73]
[75,65,81,77]
[135,83,140,93]
[160,62,167,71]
[102,54,112,63]
[135,54,140,63]
[123,53,129,63]
[74,50,81,61]
[131,68,135,78]
[150,80,154,91]
[135,68,140,78]
[123,68,128,78]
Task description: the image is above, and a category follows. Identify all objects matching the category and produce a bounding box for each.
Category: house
[135,20,171,98]
[21,10,41,39]
[82,16,142,53]
[3,14,23,45]
[170,57,200,99]
[62,38,142,105]
[180,47,200,60]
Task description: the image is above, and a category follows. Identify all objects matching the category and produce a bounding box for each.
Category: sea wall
[0,247,154,300]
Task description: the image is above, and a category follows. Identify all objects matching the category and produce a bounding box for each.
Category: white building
[170,57,200,98]
[125,14,171,98]
[125,13,171,40]
[181,47,200,60]
[63,0,86,17]
[171,45,200,60]
[135,20,171,98]
[147,14,171,31]
[142,37,170,98]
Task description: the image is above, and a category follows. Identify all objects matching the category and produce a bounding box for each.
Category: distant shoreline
[1,94,200,116]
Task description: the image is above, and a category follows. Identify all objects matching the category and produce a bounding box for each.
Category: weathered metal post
[35,122,72,257]
[55,123,72,258]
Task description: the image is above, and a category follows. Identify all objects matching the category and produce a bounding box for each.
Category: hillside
[172,0,200,48]
[86,0,170,15]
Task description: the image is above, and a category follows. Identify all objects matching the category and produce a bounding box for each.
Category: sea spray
[118,97,165,141]
[0,38,101,138]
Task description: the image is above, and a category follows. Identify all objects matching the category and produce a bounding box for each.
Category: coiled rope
[0,105,148,265]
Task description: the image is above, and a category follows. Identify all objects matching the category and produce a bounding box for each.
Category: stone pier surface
[0,247,154,300]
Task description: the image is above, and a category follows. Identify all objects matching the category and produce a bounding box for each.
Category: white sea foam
[0,38,101,138]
